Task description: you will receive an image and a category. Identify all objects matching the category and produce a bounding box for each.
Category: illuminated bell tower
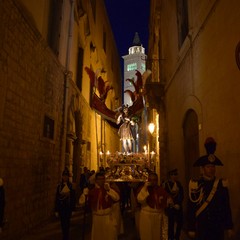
[122,32,147,106]
[122,32,147,153]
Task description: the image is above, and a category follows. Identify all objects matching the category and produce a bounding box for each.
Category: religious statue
[116,105,135,153]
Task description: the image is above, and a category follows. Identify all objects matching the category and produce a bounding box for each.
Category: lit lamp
[148,123,155,135]
[148,123,155,171]
[106,150,110,165]
[143,145,147,155]
[143,145,148,167]
[99,151,103,167]
[150,151,155,158]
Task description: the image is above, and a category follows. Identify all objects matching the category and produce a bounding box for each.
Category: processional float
[85,66,151,182]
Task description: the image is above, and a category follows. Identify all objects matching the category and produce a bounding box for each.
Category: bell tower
[122,32,147,106]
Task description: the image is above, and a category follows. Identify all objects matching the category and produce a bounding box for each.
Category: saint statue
[116,105,134,153]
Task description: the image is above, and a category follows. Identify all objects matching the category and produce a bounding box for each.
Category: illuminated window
[127,63,137,71]
[141,63,146,71]
[134,47,140,53]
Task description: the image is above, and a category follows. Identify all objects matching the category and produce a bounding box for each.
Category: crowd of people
[0,137,234,240]
[53,136,234,240]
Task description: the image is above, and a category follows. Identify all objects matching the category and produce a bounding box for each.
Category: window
[176,0,189,48]
[134,47,140,53]
[141,63,146,71]
[43,115,54,140]
[76,47,84,91]
[127,63,137,71]
[48,0,63,56]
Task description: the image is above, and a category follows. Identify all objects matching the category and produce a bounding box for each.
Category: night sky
[104,0,150,59]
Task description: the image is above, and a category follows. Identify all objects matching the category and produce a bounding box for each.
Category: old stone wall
[0,0,65,239]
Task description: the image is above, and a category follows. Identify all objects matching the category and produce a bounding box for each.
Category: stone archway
[183,109,199,182]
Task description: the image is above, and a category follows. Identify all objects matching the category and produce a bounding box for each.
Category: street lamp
[148,123,155,135]
[148,123,155,171]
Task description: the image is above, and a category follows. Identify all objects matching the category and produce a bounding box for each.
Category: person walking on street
[55,168,76,240]
[129,181,144,238]
[163,169,184,240]
[109,181,124,237]
[187,137,234,240]
[79,171,120,240]
[79,167,90,194]
[137,172,172,240]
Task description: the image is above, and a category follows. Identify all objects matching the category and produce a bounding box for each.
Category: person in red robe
[137,172,172,240]
[79,172,120,240]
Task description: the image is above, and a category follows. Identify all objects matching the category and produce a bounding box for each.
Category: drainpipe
[61,0,75,177]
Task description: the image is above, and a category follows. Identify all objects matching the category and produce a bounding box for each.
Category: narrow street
[20,207,140,240]
[20,206,190,240]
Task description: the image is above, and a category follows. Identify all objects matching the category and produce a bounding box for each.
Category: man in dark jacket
[79,167,89,194]
[55,168,76,240]
[187,137,234,240]
[163,169,184,240]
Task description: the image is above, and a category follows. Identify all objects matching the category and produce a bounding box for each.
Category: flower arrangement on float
[106,152,148,166]
[105,152,149,182]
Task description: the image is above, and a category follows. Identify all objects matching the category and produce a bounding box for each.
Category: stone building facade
[148,0,240,237]
[0,0,121,239]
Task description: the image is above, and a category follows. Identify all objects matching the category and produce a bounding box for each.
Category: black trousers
[59,208,72,240]
[168,208,183,240]
[196,224,224,240]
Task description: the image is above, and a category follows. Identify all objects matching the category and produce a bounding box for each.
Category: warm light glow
[143,145,147,155]
[106,150,110,155]
[148,123,155,134]
[150,151,155,156]
[99,151,103,156]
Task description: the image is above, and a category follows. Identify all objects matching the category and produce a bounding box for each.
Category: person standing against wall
[163,169,184,240]
[187,137,234,240]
